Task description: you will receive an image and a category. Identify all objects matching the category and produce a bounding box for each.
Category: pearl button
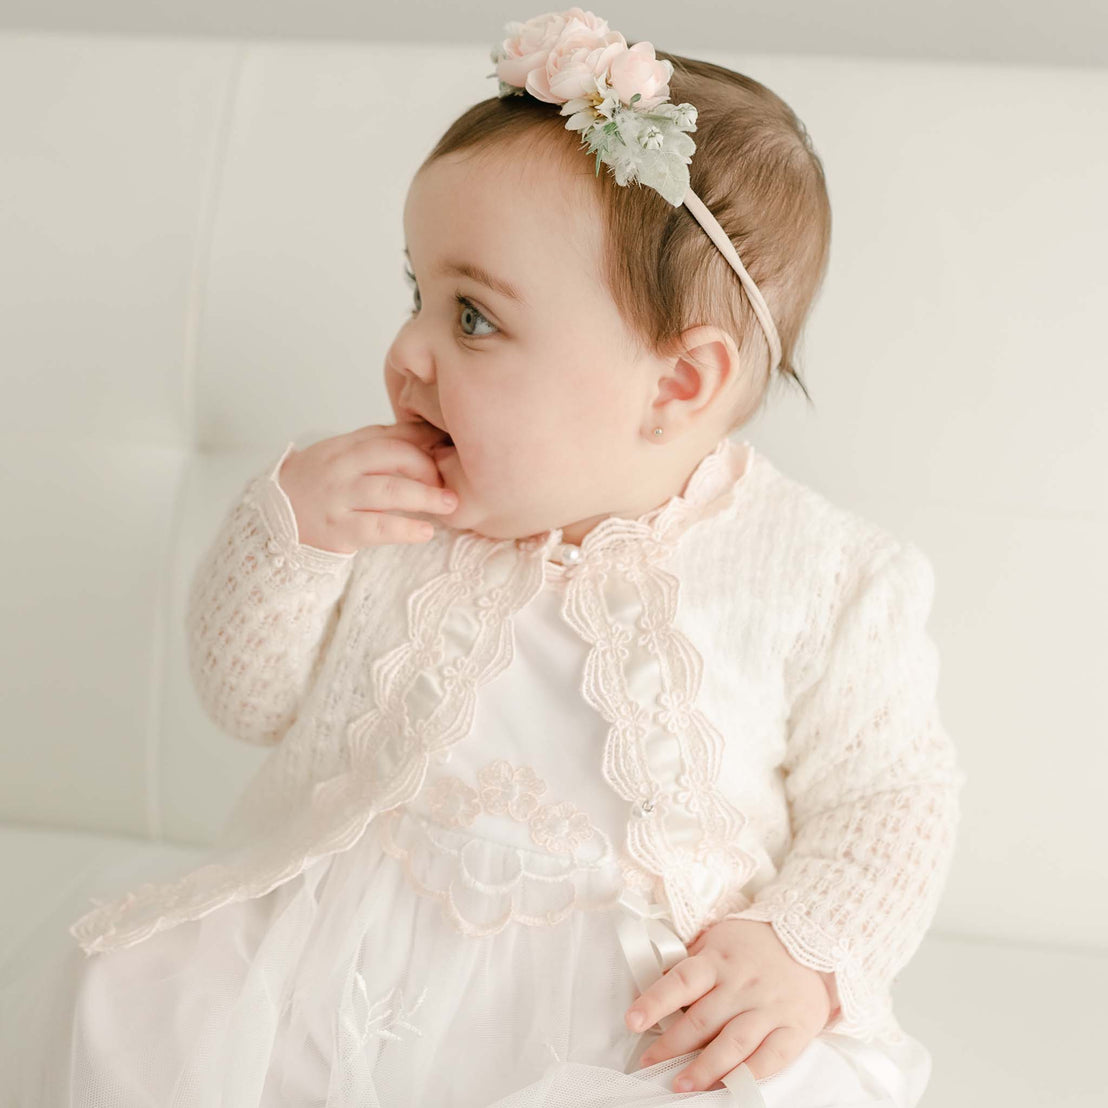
[558,543,582,565]
[266,538,281,555]
[634,799,655,818]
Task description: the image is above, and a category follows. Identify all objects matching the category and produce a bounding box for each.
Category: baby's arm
[186,441,356,746]
[723,537,966,1039]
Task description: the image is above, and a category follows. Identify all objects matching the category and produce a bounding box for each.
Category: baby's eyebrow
[403,246,527,307]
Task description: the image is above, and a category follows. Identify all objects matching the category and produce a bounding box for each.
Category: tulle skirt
[0,809,931,1107]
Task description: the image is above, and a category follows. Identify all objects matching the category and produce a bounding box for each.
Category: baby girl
[0,9,965,1107]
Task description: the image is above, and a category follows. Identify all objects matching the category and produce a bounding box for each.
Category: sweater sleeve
[185,441,357,747]
[724,537,966,1042]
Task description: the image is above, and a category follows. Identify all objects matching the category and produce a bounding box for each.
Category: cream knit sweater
[69,434,966,1044]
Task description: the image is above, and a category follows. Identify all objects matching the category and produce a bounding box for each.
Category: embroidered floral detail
[425,759,600,857]
[611,699,654,745]
[340,973,428,1051]
[442,655,481,694]
[599,623,633,665]
[477,760,547,820]
[618,855,660,897]
[673,769,698,808]
[655,688,694,736]
[410,633,444,670]
[528,801,596,855]
[378,799,625,937]
[425,776,481,827]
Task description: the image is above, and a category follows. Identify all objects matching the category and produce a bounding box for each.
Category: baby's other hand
[277,422,458,553]
[626,918,836,1092]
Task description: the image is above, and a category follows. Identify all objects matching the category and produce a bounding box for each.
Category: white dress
[0,582,932,1107]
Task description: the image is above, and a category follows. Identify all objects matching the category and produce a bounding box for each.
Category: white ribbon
[819,1031,920,1108]
[615,888,767,1106]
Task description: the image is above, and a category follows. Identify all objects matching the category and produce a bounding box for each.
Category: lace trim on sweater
[68,528,550,954]
[68,436,755,956]
[557,523,760,942]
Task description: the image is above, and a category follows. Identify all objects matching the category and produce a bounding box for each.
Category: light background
[1,0,1107,69]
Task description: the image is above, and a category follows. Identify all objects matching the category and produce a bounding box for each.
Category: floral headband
[489,7,782,374]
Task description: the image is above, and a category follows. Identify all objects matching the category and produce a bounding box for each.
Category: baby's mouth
[429,425,453,448]
[421,419,454,450]
[421,417,453,448]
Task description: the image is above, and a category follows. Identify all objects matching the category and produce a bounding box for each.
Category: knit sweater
[69,433,965,1043]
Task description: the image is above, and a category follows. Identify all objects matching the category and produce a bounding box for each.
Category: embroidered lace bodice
[69,433,966,1046]
[381,580,639,940]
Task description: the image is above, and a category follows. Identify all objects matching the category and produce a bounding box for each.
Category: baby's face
[385,140,664,543]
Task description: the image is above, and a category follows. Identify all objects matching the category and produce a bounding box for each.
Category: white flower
[673,103,698,130]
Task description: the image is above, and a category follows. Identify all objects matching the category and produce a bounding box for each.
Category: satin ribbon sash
[614,888,767,1107]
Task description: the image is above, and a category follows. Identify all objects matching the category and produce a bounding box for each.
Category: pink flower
[494,7,612,93]
[607,40,673,109]
[529,801,596,855]
[539,30,628,103]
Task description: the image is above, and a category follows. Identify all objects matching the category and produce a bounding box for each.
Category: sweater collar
[514,435,756,571]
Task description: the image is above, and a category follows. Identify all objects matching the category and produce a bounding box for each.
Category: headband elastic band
[682,187,782,374]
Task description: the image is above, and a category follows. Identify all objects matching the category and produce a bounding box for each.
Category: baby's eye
[456,295,497,338]
[403,265,421,314]
[403,263,498,339]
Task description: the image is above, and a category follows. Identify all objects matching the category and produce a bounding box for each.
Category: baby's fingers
[636,983,737,1071]
[355,471,458,517]
[674,1018,803,1092]
[625,955,714,1034]
[740,1025,809,1082]
[343,473,457,546]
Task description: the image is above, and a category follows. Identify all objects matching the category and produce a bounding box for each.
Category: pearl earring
[652,427,663,438]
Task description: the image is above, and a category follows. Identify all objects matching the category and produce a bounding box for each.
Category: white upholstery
[1,29,1104,1106]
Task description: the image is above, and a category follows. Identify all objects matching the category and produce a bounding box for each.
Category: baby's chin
[429,496,539,543]
[427,464,560,543]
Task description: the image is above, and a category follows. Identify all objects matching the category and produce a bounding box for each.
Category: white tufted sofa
[1,29,1105,1107]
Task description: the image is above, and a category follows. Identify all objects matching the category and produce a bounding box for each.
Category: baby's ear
[663,325,743,414]
[655,352,703,406]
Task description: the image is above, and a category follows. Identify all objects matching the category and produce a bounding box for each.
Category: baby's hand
[277,422,458,553]
[626,918,836,1091]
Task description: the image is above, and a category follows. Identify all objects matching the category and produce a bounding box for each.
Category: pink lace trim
[559,532,760,941]
[724,892,905,1043]
[425,759,598,856]
[70,528,551,953]
[69,437,758,955]
[378,758,625,936]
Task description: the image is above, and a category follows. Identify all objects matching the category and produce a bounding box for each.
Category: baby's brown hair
[421,49,831,428]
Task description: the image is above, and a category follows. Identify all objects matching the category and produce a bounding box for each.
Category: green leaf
[639,156,690,206]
